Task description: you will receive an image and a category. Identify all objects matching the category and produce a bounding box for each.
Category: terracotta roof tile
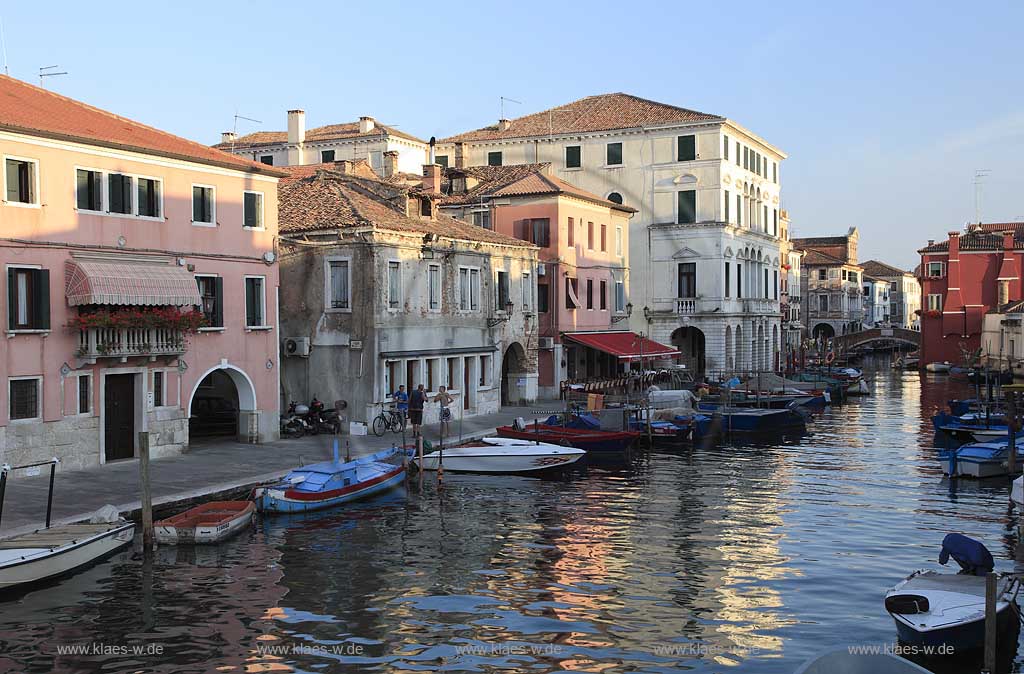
[216,120,425,150]
[0,75,280,176]
[439,163,635,212]
[801,249,848,266]
[861,260,914,278]
[440,93,722,143]
[918,230,1024,253]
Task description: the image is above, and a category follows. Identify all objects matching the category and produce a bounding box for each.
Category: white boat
[0,521,135,591]
[412,438,585,474]
[795,650,932,674]
[1013,475,1024,505]
[155,501,255,544]
[926,362,952,373]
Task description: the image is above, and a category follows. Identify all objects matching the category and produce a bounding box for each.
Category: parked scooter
[306,396,342,435]
[280,401,310,438]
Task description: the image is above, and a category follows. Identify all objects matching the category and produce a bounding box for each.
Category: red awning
[65,258,202,306]
[563,331,680,361]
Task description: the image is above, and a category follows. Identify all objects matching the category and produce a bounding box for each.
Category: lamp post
[487,300,515,328]
[612,301,633,324]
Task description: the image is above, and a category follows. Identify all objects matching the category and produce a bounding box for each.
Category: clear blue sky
[4,0,1021,269]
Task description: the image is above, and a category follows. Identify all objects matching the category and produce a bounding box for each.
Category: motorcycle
[280,401,310,438]
[303,396,342,435]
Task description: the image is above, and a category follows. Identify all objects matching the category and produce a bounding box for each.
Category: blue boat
[693,407,806,439]
[933,410,1016,445]
[255,445,406,514]
[939,439,1021,478]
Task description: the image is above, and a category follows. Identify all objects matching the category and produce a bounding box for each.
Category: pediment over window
[724,246,734,258]
[672,246,701,259]
[673,174,698,185]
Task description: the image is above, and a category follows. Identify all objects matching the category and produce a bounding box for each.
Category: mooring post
[45,459,57,529]
[984,571,997,674]
[0,464,9,529]
[139,432,154,552]
[1008,392,1019,475]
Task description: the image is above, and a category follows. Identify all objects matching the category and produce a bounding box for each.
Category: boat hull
[893,603,1016,649]
[0,522,134,591]
[256,465,405,514]
[414,446,584,474]
[155,501,255,544]
[494,425,638,454]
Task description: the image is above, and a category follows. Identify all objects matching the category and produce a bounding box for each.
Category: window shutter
[7,268,15,330]
[34,269,50,330]
[244,193,255,228]
[245,279,256,325]
[213,277,224,327]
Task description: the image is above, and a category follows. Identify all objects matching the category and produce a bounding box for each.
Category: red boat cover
[563,331,679,361]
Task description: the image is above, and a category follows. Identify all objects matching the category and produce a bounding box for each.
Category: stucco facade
[794,229,864,341]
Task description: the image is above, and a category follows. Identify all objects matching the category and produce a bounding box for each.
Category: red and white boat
[412,438,585,475]
[155,501,255,544]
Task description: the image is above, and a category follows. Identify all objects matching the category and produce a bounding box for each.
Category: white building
[437,93,786,377]
[779,210,805,354]
[215,110,428,175]
[862,276,891,328]
[860,260,921,330]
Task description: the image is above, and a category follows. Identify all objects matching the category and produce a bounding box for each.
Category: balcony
[77,327,187,362]
[676,298,697,314]
[742,298,779,314]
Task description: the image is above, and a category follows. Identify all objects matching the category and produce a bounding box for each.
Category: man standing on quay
[409,384,426,438]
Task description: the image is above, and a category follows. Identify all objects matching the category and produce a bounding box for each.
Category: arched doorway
[812,323,835,341]
[501,342,528,406]
[188,365,257,441]
[671,327,706,378]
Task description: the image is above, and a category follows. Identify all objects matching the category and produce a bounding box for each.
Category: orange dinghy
[155,501,255,544]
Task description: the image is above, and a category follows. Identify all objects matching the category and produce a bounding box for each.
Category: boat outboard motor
[938,533,995,576]
[513,417,526,431]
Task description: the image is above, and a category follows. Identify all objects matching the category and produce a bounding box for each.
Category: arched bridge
[831,326,921,350]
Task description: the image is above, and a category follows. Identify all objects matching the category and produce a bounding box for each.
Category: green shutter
[7,268,15,330]
[678,135,696,161]
[213,277,224,327]
[34,269,49,330]
[677,191,696,224]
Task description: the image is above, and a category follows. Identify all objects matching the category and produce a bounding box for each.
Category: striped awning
[64,259,201,306]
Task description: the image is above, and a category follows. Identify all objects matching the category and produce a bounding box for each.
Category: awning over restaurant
[563,331,680,361]
[64,259,202,306]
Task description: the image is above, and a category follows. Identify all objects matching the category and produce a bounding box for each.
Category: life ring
[825,351,835,364]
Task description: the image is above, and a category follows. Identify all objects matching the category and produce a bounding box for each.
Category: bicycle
[372,407,406,437]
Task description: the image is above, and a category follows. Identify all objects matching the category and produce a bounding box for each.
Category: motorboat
[693,407,806,440]
[885,534,1020,649]
[495,417,639,455]
[411,437,584,475]
[794,649,932,673]
[155,501,255,544]
[938,441,1014,478]
[925,362,952,373]
[255,443,405,514]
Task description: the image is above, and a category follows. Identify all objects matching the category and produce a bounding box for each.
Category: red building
[918,223,1023,366]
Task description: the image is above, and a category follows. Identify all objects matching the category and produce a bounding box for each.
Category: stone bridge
[830,326,921,351]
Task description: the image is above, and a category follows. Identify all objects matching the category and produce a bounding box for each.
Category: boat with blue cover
[885,534,1020,650]
[938,440,1014,478]
[932,410,1016,445]
[255,444,405,514]
[692,407,806,440]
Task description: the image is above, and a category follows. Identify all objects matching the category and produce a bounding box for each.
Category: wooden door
[104,374,135,461]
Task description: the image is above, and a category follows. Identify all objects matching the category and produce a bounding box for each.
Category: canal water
[2,355,1023,673]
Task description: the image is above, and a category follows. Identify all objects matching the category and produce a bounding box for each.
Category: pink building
[438,164,664,398]
[0,75,282,472]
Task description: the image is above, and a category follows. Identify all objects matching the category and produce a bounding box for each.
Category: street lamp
[612,301,633,324]
[487,300,515,328]
[201,295,216,321]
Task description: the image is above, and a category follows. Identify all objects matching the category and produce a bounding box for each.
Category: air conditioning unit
[284,337,310,357]
[538,337,555,350]
[537,263,546,276]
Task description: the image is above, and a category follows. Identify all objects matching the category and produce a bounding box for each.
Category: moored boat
[794,650,932,674]
[155,501,255,544]
[412,437,584,475]
[693,407,806,439]
[494,421,639,455]
[0,521,135,592]
[938,441,1013,478]
[925,361,952,373]
[255,445,406,514]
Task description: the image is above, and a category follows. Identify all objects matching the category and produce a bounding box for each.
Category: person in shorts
[434,386,454,438]
[409,384,426,437]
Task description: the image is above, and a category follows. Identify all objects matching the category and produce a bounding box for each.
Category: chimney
[359,116,375,133]
[287,110,306,144]
[928,239,935,246]
[383,151,399,178]
[497,119,512,132]
[220,131,237,144]
[455,142,465,169]
[422,164,441,194]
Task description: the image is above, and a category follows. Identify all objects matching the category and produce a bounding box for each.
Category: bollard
[983,571,997,674]
[139,432,154,552]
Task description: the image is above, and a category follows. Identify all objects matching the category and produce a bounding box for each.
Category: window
[5,157,37,205]
[321,150,335,163]
[744,146,749,170]
[764,269,769,298]
[763,206,768,231]
[615,226,623,256]
[436,155,449,169]
[737,263,742,298]
[109,173,132,214]
[677,191,696,224]
[76,169,102,211]
[735,141,741,167]
[606,142,623,166]
[420,198,432,217]
[818,268,827,281]
[588,221,595,250]
[388,261,401,309]
[928,294,943,311]
[426,359,437,391]
[600,280,607,310]
[459,268,470,310]
[522,272,532,311]
[10,377,40,421]
[447,357,457,390]
[192,185,214,224]
[153,371,164,407]
[600,224,607,252]
[736,194,742,226]
[260,155,274,166]
[480,355,491,387]
[773,270,778,299]
[532,219,550,247]
[615,281,625,312]
[7,267,50,331]
[328,259,350,310]
[724,190,730,222]
[428,264,441,311]
[538,282,549,313]
[471,210,491,230]
[818,295,829,312]
[677,263,696,298]
[725,262,731,298]
[496,271,510,310]
[607,192,623,204]
[487,151,503,166]
[567,217,575,247]
[245,277,265,327]
[927,262,946,277]
[773,209,778,236]
[586,278,594,309]
[196,275,223,327]
[773,161,778,183]
[470,269,480,310]
[566,145,581,168]
[677,135,696,161]
[244,191,264,229]
[756,153,761,176]
[77,374,91,415]
[137,178,161,218]
[565,277,579,309]
[723,135,729,160]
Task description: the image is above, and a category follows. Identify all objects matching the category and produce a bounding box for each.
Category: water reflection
[0,355,1022,673]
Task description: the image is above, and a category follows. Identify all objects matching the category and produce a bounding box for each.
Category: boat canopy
[939,533,994,576]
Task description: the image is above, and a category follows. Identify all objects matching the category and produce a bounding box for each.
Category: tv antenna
[38,65,67,87]
[973,169,991,224]
[0,17,9,76]
[500,96,521,120]
[232,112,262,151]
